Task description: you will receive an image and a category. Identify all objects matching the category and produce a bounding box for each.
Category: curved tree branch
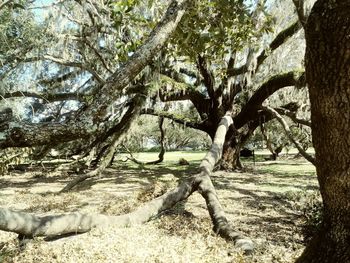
[233,71,305,129]
[277,107,311,127]
[262,106,315,164]
[0,114,253,253]
[228,21,302,77]
[256,20,302,72]
[141,108,207,132]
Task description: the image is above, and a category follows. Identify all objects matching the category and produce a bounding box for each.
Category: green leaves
[109,0,164,62]
[170,0,256,60]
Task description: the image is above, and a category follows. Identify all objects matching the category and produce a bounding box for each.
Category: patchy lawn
[0,152,319,263]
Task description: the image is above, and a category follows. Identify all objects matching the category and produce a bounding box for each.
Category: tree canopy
[2,0,349,261]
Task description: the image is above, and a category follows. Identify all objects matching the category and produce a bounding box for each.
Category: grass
[0,151,320,263]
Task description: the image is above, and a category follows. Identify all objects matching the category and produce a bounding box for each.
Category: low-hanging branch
[276,107,311,127]
[60,95,146,193]
[262,106,315,165]
[0,114,253,254]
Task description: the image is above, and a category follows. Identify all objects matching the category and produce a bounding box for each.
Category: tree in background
[143,0,312,169]
[123,115,210,152]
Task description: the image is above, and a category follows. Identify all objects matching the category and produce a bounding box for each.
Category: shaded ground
[0,152,319,263]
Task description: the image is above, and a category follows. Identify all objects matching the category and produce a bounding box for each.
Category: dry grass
[0,155,319,263]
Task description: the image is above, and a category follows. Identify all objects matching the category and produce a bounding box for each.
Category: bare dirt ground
[0,156,319,263]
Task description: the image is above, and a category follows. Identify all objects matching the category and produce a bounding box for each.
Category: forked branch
[0,114,253,253]
[262,106,315,164]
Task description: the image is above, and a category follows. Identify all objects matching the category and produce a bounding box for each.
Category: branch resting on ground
[0,114,253,253]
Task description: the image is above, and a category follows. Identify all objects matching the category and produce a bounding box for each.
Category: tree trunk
[297,1,350,262]
[220,125,254,170]
[221,142,242,170]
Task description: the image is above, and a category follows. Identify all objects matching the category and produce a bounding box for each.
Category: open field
[0,152,319,263]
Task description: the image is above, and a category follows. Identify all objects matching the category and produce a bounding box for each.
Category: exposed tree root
[0,115,253,253]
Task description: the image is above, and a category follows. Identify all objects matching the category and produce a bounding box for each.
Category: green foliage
[109,0,165,62]
[0,3,44,67]
[170,0,271,60]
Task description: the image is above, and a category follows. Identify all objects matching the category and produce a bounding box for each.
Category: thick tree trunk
[220,125,254,170]
[297,1,350,262]
[0,115,253,253]
[221,142,242,170]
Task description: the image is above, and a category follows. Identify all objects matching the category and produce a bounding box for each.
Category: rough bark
[297,1,350,262]
[221,144,242,170]
[0,115,253,253]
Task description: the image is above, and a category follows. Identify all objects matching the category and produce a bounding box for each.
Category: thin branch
[82,38,113,73]
[277,107,311,127]
[256,21,302,72]
[179,68,197,79]
[141,109,206,132]
[0,91,87,103]
[43,55,106,83]
[262,106,315,164]
[196,55,215,99]
[292,0,307,28]
[39,70,82,85]
[227,21,302,77]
